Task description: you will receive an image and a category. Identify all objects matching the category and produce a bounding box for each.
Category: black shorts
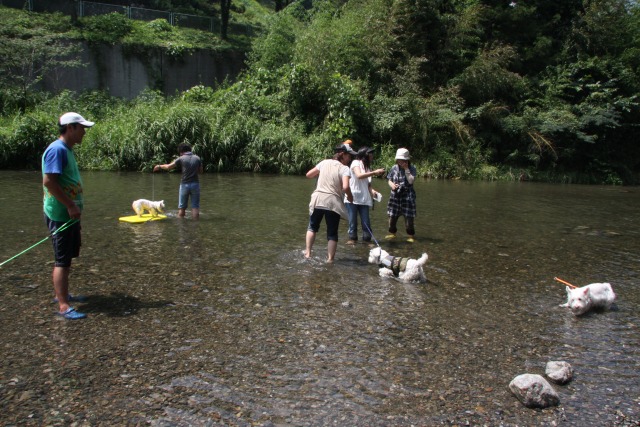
[307,208,341,241]
[45,216,81,267]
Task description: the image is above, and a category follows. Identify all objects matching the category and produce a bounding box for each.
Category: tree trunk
[220,0,231,40]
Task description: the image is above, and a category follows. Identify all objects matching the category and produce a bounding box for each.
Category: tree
[220,0,232,40]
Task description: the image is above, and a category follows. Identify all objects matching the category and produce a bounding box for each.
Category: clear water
[1,171,638,426]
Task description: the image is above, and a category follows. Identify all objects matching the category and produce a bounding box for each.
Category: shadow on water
[79,292,173,317]
[0,172,639,426]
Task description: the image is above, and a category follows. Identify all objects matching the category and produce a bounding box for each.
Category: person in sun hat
[304,143,355,262]
[42,112,95,320]
[386,148,418,243]
[344,146,385,245]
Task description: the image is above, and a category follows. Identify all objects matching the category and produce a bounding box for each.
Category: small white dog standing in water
[132,199,165,217]
[560,282,616,316]
[368,247,428,282]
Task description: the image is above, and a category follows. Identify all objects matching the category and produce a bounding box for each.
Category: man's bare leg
[53,266,71,313]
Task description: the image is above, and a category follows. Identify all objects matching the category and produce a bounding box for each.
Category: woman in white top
[345,146,385,244]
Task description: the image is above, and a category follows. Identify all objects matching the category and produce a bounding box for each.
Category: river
[0,170,638,426]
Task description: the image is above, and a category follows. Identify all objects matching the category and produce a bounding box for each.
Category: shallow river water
[0,170,639,426]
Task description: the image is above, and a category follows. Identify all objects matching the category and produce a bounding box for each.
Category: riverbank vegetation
[1,0,639,184]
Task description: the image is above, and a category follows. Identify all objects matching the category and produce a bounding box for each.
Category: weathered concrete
[43,42,245,99]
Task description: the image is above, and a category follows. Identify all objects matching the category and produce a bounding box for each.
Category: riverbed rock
[509,374,560,408]
[545,361,573,385]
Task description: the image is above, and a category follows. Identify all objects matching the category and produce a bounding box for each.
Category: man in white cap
[42,112,95,320]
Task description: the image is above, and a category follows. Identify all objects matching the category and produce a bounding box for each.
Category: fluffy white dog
[132,199,165,217]
[368,247,428,282]
[560,282,616,316]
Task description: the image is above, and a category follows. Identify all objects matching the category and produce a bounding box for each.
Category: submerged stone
[545,361,573,385]
[509,374,560,408]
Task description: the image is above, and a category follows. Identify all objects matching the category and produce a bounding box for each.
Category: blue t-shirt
[42,139,83,221]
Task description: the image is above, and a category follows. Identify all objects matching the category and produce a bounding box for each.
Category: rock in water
[509,374,560,408]
[546,361,573,385]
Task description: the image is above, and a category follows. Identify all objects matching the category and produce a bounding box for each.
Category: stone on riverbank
[545,361,573,385]
[509,374,560,409]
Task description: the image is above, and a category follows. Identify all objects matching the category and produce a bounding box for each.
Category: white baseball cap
[59,112,95,127]
[395,148,410,160]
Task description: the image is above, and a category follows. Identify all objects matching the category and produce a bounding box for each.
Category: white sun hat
[395,148,410,160]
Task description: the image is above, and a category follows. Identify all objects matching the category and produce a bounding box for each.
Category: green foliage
[281,64,326,129]
[569,0,631,58]
[240,120,310,173]
[371,91,421,143]
[419,87,489,179]
[248,9,303,70]
[325,73,370,139]
[0,88,50,116]
[1,0,640,184]
[76,96,215,171]
[181,85,216,103]
[80,13,134,44]
[0,2,267,62]
[451,44,526,106]
[125,20,198,58]
[0,111,57,169]
[293,0,393,85]
[0,9,83,114]
[148,18,173,33]
[477,0,583,74]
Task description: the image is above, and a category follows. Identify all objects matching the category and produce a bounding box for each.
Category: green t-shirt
[42,139,83,222]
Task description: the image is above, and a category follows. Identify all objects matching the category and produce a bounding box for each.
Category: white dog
[368,247,428,282]
[560,282,616,316]
[132,199,165,217]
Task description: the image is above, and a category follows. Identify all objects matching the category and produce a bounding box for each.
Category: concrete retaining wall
[43,42,246,99]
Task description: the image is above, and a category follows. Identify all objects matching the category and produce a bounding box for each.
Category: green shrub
[148,18,172,33]
[0,112,56,169]
[181,85,217,103]
[80,13,133,44]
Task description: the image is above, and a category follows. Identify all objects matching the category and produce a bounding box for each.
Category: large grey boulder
[545,361,573,385]
[509,374,560,408]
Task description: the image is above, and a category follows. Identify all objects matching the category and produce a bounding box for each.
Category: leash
[554,277,578,289]
[363,222,381,248]
[0,218,78,268]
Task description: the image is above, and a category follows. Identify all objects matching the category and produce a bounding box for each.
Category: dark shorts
[307,208,341,241]
[45,216,81,268]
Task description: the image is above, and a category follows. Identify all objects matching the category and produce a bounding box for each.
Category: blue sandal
[58,307,87,320]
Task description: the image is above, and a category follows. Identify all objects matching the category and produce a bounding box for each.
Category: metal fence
[1,0,27,8]
[80,1,215,32]
[1,0,220,33]
[1,0,76,14]
[130,6,170,23]
[173,12,216,32]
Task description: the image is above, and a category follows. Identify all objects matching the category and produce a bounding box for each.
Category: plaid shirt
[386,164,417,218]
